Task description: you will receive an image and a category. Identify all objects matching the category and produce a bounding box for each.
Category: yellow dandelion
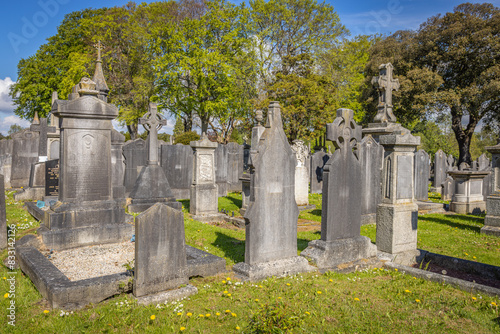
[473,256,476,259]
[492,302,498,307]
[465,253,469,256]
[2,277,6,279]
[180,327,186,331]
[226,277,231,281]
[150,315,156,320]
[216,312,220,316]
[277,297,282,299]
[236,326,240,330]
[199,314,204,318]
[329,279,333,282]
[187,312,193,317]
[415,299,421,303]
[413,277,416,280]
[305,311,310,315]
[259,285,263,288]
[472,297,477,301]
[223,290,228,294]
[316,291,322,294]
[177,312,182,316]
[405,290,411,293]
[222,280,226,284]
[225,309,231,313]
[43,310,49,314]
[373,268,378,270]
[286,283,291,286]
[227,293,232,297]
[255,299,259,302]
[231,313,237,317]
[394,269,398,272]
[205,313,211,317]
[4,293,9,298]
[354,298,360,301]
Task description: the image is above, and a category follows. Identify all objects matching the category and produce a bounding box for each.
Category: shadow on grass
[298,238,310,252]
[226,194,242,208]
[308,209,322,218]
[179,199,190,212]
[419,214,483,233]
[214,231,245,264]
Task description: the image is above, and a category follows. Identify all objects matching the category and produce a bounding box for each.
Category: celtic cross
[372,63,400,123]
[139,103,167,165]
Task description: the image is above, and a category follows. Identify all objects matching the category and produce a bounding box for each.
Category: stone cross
[139,103,166,165]
[326,108,362,151]
[372,63,400,123]
[93,40,104,62]
[30,117,56,158]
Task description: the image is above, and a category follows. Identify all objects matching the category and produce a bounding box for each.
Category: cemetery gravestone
[309,150,330,194]
[414,149,430,201]
[227,142,243,192]
[45,159,59,198]
[482,143,500,236]
[122,139,148,193]
[134,203,197,304]
[215,144,228,197]
[449,170,489,215]
[441,177,454,201]
[0,139,13,188]
[291,140,310,207]
[431,149,447,193]
[111,130,126,200]
[358,135,384,224]
[129,103,180,212]
[233,102,313,281]
[40,74,133,250]
[10,129,39,188]
[161,144,193,199]
[301,109,376,269]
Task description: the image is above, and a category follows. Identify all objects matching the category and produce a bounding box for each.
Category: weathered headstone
[0,139,13,188]
[134,203,196,304]
[215,144,228,197]
[291,140,310,207]
[301,109,376,269]
[10,129,39,188]
[111,130,126,200]
[47,92,61,161]
[431,149,447,193]
[227,142,243,192]
[40,66,133,250]
[447,154,455,171]
[358,135,384,224]
[414,149,430,201]
[123,139,148,192]
[161,144,193,199]
[240,142,251,215]
[0,174,6,250]
[449,170,488,215]
[129,103,180,212]
[478,154,490,171]
[482,143,500,236]
[441,176,454,201]
[309,150,330,194]
[376,129,420,264]
[30,116,56,161]
[233,102,313,281]
[190,134,219,218]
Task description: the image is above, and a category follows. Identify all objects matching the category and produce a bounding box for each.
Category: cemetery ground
[1,191,499,333]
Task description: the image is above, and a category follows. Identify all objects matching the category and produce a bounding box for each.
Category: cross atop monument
[30,117,56,159]
[139,103,167,165]
[93,40,104,62]
[371,63,400,123]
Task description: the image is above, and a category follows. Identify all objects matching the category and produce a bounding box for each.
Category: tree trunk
[183,114,193,132]
[127,124,138,140]
[450,106,477,166]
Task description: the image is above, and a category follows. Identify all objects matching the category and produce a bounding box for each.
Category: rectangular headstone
[161,144,193,199]
[358,136,384,219]
[0,139,13,188]
[414,149,430,201]
[215,144,228,196]
[432,149,447,191]
[134,203,188,297]
[227,142,243,192]
[123,139,148,193]
[309,151,330,194]
[45,159,59,197]
[10,129,39,188]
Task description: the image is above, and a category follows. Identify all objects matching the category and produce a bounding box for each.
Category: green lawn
[1,191,499,333]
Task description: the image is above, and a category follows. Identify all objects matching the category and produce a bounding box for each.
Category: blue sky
[0,0,498,134]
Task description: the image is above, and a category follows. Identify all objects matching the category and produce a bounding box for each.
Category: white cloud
[0,77,15,112]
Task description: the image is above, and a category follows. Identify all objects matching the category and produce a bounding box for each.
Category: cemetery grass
[0,193,498,332]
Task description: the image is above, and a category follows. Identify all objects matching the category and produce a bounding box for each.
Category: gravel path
[43,242,135,281]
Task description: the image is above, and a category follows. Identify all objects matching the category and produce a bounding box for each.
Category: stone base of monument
[13,187,45,201]
[129,164,180,213]
[16,236,225,310]
[128,199,182,213]
[450,201,486,215]
[300,236,377,271]
[136,284,198,306]
[232,256,315,282]
[416,201,447,214]
[376,202,418,255]
[297,204,316,211]
[362,122,408,142]
[25,201,47,222]
[40,199,134,250]
[378,249,421,266]
[191,213,228,223]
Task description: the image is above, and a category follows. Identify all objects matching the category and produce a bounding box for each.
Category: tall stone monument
[129,103,180,212]
[301,109,376,269]
[291,139,310,207]
[190,134,219,219]
[39,47,133,250]
[431,149,447,193]
[47,92,61,160]
[448,167,489,215]
[233,102,313,281]
[482,141,500,236]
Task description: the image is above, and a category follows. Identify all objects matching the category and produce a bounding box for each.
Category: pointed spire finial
[33,110,40,125]
[93,40,104,62]
[92,40,109,101]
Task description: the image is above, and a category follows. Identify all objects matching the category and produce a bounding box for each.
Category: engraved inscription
[396,155,412,199]
[199,154,213,182]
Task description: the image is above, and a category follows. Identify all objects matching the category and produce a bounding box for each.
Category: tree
[8,124,24,136]
[173,116,185,137]
[250,0,347,142]
[153,0,257,143]
[366,3,500,165]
